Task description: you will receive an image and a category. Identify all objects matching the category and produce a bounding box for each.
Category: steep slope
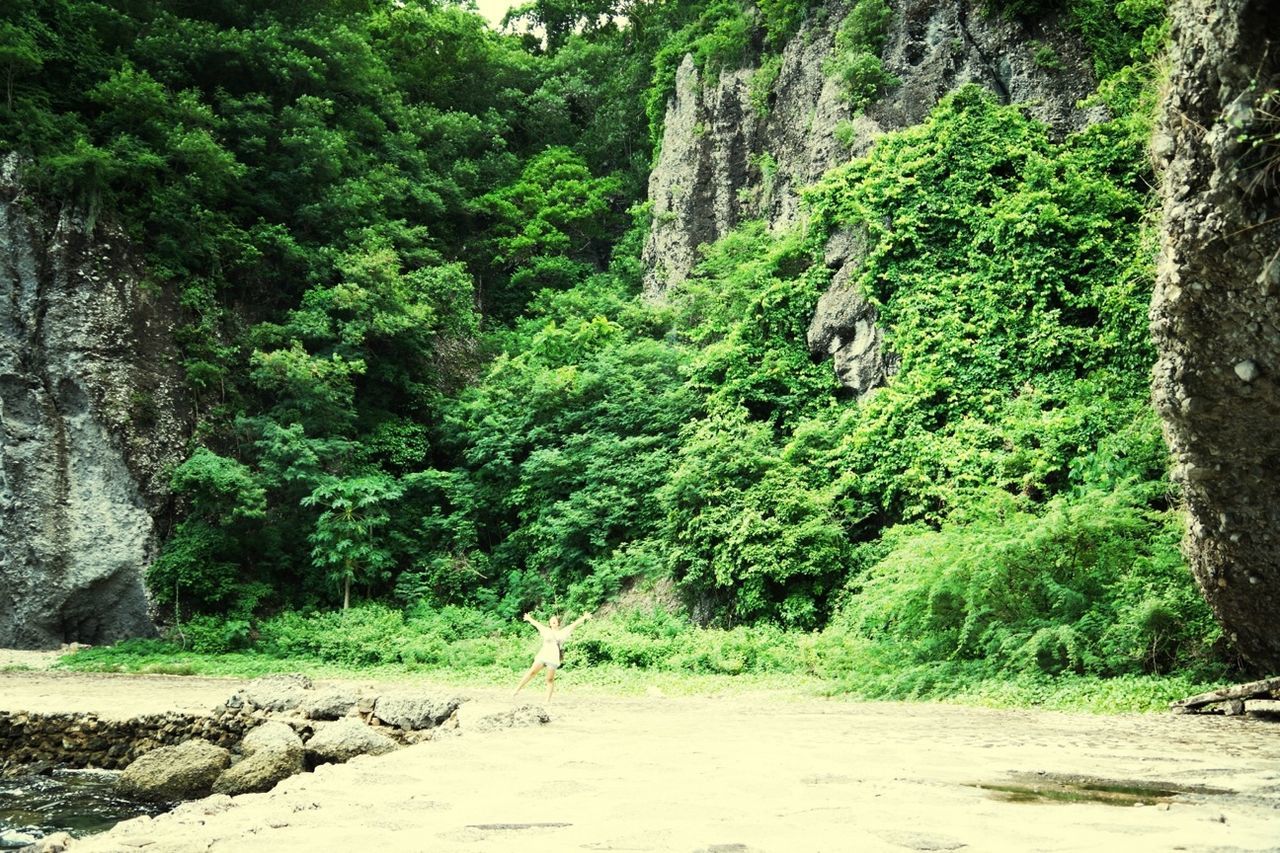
[1152,0,1280,673]
[0,156,188,648]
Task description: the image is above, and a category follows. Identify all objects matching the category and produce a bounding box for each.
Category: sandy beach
[2,656,1278,852]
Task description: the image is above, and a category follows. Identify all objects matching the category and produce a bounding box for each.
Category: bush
[834,483,1221,681]
[823,0,898,112]
[170,614,252,654]
[257,604,409,666]
[825,51,898,112]
[404,603,510,641]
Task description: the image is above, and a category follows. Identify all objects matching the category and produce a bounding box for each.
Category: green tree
[0,20,42,111]
[303,474,404,610]
[476,146,623,317]
[147,449,267,613]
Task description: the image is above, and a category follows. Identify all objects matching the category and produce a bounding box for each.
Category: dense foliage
[3,0,1230,696]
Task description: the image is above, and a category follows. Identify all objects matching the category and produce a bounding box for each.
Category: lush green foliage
[2,0,661,616]
[476,147,624,318]
[837,480,1219,677]
[986,0,1167,77]
[58,603,1220,712]
[434,273,694,615]
[823,0,897,112]
[6,0,1236,702]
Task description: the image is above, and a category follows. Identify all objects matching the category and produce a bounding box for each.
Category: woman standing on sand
[514,610,591,703]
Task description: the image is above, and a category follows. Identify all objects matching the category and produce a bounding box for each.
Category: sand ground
[2,653,1278,853]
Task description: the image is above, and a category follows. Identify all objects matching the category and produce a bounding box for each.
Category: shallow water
[968,772,1233,807]
[0,770,167,849]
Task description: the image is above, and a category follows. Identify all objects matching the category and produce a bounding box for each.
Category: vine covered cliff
[641,0,1107,397]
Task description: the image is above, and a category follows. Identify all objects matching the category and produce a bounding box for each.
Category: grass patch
[835,672,1219,713]
[52,604,1221,712]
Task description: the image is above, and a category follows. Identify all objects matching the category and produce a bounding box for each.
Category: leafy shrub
[749,54,783,117]
[170,614,253,655]
[404,603,510,641]
[825,51,898,112]
[986,0,1166,76]
[756,0,817,49]
[833,119,858,148]
[823,0,897,112]
[835,483,1220,680]
[258,604,410,666]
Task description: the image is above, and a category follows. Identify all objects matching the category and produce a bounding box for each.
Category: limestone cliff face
[642,0,1101,394]
[1152,0,1280,672]
[0,155,188,648]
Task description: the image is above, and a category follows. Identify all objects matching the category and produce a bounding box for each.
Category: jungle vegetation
[1,0,1230,703]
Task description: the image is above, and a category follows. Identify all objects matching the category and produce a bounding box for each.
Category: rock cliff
[1152,0,1280,672]
[642,0,1102,394]
[0,155,188,648]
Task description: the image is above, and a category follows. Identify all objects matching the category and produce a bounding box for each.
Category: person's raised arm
[562,611,592,637]
[523,612,548,631]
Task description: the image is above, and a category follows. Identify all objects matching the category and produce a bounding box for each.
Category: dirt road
[2,660,1278,852]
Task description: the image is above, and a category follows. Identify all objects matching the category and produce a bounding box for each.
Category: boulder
[116,739,230,802]
[213,748,302,796]
[19,830,73,852]
[465,704,551,734]
[305,719,398,765]
[372,693,461,731]
[806,263,896,397]
[241,674,314,712]
[301,688,360,721]
[242,720,305,756]
[213,720,304,795]
[1,830,37,848]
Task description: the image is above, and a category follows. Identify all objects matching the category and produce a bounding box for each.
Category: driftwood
[1170,676,1280,713]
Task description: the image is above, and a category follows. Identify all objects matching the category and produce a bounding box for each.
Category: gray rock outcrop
[1151,0,1280,672]
[0,154,187,648]
[116,739,230,802]
[807,280,893,396]
[371,693,461,731]
[461,703,551,734]
[643,56,761,298]
[238,674,315,713]
[807,233,900,396]
[641,1,1101,395]
[301,688,361,721]
[213,721,304,795]
[305,719,398,765]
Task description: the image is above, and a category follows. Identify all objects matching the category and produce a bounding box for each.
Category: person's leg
[514,661,544,695]
[545,666,556,703]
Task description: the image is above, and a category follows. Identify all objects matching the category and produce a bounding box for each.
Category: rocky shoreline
[3,671,549,851]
